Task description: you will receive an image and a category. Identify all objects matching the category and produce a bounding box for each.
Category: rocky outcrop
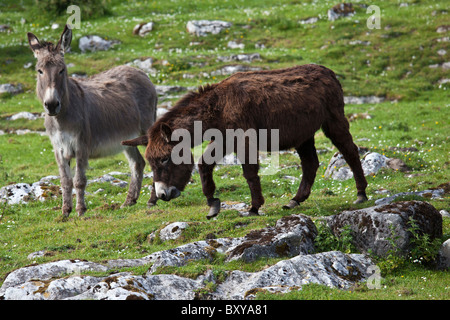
[327,201,443,257]
[0,202,444,300]
[226,214,317,262]
[212,251,373,299]
[0,251,374,300]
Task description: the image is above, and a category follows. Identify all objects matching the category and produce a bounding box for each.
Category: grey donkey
[27,25,157,217]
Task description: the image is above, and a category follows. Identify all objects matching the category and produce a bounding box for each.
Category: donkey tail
[122,135,148,146]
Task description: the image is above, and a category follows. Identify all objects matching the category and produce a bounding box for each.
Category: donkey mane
[161,83,218,118]
[142,83,219,159]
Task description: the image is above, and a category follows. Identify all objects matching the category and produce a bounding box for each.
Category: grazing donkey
[123,64,368,219]
[27,25,157,217]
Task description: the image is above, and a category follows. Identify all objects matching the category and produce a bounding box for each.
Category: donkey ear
[27,32,42,57]
[160,123,172,143]
[56,25,72,55]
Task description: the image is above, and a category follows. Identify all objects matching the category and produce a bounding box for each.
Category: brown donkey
[28,25,157,217]
[123,64,368,219]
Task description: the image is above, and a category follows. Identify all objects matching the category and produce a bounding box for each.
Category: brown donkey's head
[27,25,72,116]
[145,122,194,202]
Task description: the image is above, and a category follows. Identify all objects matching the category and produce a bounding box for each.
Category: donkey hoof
[353,194,368,204]
[121,200,137,208]
[247,207,259,216]
[77,207,87,217]
[282,199,299,210]
[206,198,221,220]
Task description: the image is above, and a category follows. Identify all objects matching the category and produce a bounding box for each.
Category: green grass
[0,0,449,299]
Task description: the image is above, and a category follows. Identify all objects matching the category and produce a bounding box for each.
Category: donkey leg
[242,163,264,216]
[322,119,368,203]
[198,157,220,219]
[74,156,88,216]
[283,137,319,209]
[147,182,158,208]
[122,146,146,207]
[55,153,73,217]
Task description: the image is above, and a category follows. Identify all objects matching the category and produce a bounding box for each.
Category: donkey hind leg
[322,119,368,203]
[74,156,88,216]
[283,137,319,210]
[122,146,146,207]
[198,155,219,220]
[242,163,264,216]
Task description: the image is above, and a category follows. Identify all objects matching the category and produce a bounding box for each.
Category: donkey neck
[163,86,219,146]
[44,77,83,129]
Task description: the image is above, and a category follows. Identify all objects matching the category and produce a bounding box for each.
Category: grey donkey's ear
[27,32,42,58]
[56,24,72,55]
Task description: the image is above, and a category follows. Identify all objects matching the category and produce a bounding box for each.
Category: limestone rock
[145,238,242,273]
[325,151,390,181]
[328,3,355,21]
[155,85,188,96]
[133,22,154,36]
[210,65,261,76]
[69,273,209,300]
[87,174,128,188]
[374,188,445,206]
[7,111,43,121]
[0,83,23,95]
[213,251,373,299]
[327,201,443,257]
[126,57,156,76]
[217,53,261,63]
[227,40,244,49]
[186,20,231,36]
[226,214,317,262]
[344,96,385,104]
[1,259,108,290]
[436,239,450,270]
[159,222,190,241]
[0,251,374,300]
[79,35,115,52]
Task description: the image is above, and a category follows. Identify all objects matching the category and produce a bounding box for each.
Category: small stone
[27,250,47,260]
[133,22,154,37]
[186,20,231,36]
[159,222,189,241]
[300,17,319,24]
[7,111,41,121]
[328,3,355,21]
[79,35,115,53]
[0,83,23,95]
[227,40,244,49]
[126,57,156,76]
[436,25,449,33]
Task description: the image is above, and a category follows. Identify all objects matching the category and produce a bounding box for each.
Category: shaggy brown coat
[123,64,367,218]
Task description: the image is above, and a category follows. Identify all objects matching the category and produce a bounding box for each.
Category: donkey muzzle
[154,182,181,201]
[44,99,61,116]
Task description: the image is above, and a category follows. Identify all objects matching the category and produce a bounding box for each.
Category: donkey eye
[37,69,43,75]
[59,68,65,75]
[161,157,170,165]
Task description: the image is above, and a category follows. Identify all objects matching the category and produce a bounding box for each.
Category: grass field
[0,0,449,299]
